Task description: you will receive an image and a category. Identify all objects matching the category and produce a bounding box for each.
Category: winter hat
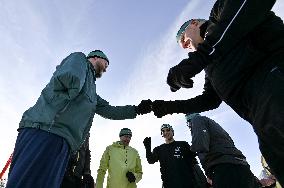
[119,128,132,137]
[176,20,192,43]
[176,19,207,43]
[160,124,174,135]
[185,113,199,122]
[87,50,109,64]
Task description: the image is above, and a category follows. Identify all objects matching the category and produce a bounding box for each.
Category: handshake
[136,99,181,118]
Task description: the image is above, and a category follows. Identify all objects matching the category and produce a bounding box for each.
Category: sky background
[0,0,283,187]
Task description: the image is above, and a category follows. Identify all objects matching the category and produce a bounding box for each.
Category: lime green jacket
[96,141,143,188]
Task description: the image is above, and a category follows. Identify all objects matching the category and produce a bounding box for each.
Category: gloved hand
[126,171,136,183]
[167,51,208,92]
[152,100,180,118]
[83,173,95,188]
[143,137,151,150]
[167,59,194,92]
[136,99,152,115]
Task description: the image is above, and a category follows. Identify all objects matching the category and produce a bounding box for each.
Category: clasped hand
[167,51,207,92]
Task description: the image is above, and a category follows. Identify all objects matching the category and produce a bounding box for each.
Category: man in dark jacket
[152,1,284,186]
[61,135,94,188]
[143,124,207,188]
[185,113,259,188]
[7,50,152,188]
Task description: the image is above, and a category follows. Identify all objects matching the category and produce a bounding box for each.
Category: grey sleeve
[191,117,210,153]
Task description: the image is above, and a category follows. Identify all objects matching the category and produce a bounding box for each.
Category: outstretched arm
[95,95,137,119]
[153,76,222,118]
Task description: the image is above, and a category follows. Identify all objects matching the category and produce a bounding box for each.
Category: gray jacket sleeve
[191,117,210,153]
[95,95,137,120]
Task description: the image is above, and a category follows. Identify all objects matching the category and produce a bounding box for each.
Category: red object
[0,153,13,179]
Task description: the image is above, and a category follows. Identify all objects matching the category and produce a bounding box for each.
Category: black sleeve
[183,142,198,164]
[146,146,159,164]
[83,137,91,174]
[200,0,276,59]
[174,75,222,114]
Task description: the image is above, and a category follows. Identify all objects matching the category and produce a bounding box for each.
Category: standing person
[152,0,284,184]
[61,135,95,188]
[185,113,259,188]
[143,124,207,188]
[96,128,142,188]
[7,50,152,188]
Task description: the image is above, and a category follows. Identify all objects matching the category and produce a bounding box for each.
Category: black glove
[167,51,208,92]
[83,173,95,188]
[126,171,136,183]
[167,59,194,92]
[152,100,181,118]
[136,99,152,115]
[143,137,151,150]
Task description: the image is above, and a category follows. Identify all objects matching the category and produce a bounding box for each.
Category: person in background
[143,124,207,188]
[7,50,152,188]
[61,135,94,188]
[96,128,142,188]
[185,113,259,188]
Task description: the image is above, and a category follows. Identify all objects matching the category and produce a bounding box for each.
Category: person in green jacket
[96,128,143,188]
[7,50,152,188]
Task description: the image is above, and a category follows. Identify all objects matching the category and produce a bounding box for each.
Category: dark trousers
[6,128,69,188]
[249,65,284,186]
[61,175,83,188]
[209,164,258,188]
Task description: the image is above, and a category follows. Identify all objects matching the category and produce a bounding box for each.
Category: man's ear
[191,19,199,26]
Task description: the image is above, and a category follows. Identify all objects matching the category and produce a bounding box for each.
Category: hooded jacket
[190,115,248,173]
[18,52,137,152]
[96,141,143,188]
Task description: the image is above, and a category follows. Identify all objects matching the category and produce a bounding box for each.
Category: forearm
[145,149,157,164]
[95,169,106,188]
[95,95,137,119]
[96,105,137,119]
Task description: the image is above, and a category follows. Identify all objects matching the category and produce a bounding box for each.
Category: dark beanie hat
[87,50,109,64]
[119,128,132,137]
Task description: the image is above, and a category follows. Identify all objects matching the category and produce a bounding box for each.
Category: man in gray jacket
[6,50,152,188]
[185,113,259,188]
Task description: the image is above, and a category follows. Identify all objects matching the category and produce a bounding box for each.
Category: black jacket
[172,0,284,123]
[190,115,248,173]
[146,141,199,188]
[65,136,91,178]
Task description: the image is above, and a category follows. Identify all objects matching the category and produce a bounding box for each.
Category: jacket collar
[87,60,97,81]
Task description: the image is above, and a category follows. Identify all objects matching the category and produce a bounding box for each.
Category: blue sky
[0,0,283,187]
